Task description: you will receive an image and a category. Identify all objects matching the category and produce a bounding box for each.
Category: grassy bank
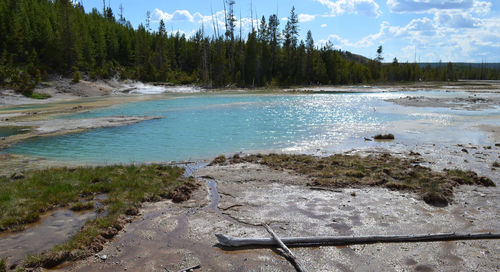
[0,164,197,269]
[216,153,495,206]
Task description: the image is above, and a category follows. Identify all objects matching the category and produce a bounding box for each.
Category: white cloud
[321,24,328,28]
[327,21,389,48]
[299,13,316,22]
[434,10,481,28]
[153,9,195,22]
[386,0,492,14]
[315,0,382,17]
[325,14,500,61]
[471,0,492,14]
[152,8,264,37]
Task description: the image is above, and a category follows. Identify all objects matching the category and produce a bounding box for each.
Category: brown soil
[167,178,201,203]
[217,153,495,206]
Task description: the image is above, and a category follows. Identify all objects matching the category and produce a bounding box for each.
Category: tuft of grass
[0,259,6,272]
[373,133,395,140]
[209,155,226,165]
[226,153,495,207]
[493,161,500,168]
[69,201,94,211]
[0,164,195,269]
[30,92,51,99]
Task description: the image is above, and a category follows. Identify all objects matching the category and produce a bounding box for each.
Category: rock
[90,242,104,252]
[100,254,107,261]
[124,206,139,216]
[461,148,468,153]
[10,172,24,180]
[422,192,448,207]
[100,227,119,239]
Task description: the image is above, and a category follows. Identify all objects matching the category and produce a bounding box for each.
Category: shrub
[374,133,395,140]
[210,155,227,165]
[30,92,51,99]
[72,70,81,83]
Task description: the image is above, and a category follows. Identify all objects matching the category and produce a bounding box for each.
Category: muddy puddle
[0,209,96,266]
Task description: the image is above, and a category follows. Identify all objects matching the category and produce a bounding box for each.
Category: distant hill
[417,63,500,69]
[340,51,372,64]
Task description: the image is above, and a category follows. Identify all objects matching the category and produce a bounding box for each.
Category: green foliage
[0,258,5,272]
[30,92,51,99]
[69,201,94,211]
[0,164,188,232]
[72,69,81,83]
[0,1,498,88]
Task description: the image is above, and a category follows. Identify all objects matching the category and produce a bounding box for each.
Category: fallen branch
[216,232,500,248]
[175,264,200,272]
[263,224,307,272]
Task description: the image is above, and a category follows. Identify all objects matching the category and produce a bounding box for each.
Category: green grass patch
[218,153,495,207]
[69,201,94,211]
[30,92,51,99]
[0,164,196,269]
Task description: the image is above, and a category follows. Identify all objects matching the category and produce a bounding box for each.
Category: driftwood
[216,232,500,248]
[263,224,307,272]
[176,264,200,272]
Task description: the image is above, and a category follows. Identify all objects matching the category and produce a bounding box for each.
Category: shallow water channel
[4,91,499,164]
[0,209,96,265]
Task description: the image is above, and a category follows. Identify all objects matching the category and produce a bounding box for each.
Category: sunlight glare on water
[5,91,497,163]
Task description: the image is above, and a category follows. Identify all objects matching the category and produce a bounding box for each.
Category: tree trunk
[216,232,500,248]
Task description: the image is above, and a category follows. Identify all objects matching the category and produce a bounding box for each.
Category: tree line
[1,0,499,96]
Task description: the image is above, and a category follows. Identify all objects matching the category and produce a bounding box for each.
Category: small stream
[205,179,221,211]
[0,209,96,266]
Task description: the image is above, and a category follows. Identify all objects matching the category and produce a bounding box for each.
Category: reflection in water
[0,127,27,137]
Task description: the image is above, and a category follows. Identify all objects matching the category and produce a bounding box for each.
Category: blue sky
[80,0,500,62]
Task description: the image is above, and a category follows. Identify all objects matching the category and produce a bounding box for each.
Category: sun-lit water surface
[5,91,499,163]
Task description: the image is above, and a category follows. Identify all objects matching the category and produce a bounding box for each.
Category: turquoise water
[4,92,499,163]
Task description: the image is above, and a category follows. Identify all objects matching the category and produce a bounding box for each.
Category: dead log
[263,224,307,272]
[216,232,500,248]
[176,264,200,272]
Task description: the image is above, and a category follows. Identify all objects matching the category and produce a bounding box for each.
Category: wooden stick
[176,264,200,272]
[216,232,500,248]
[263,224,307,272]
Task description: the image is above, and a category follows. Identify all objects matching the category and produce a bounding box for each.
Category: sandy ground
[0,78,170,149]
[291,80,500,94]
[0,78,123,106]
[0,116,161,150]
[57,154,500,272]
[385,95,500,111]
